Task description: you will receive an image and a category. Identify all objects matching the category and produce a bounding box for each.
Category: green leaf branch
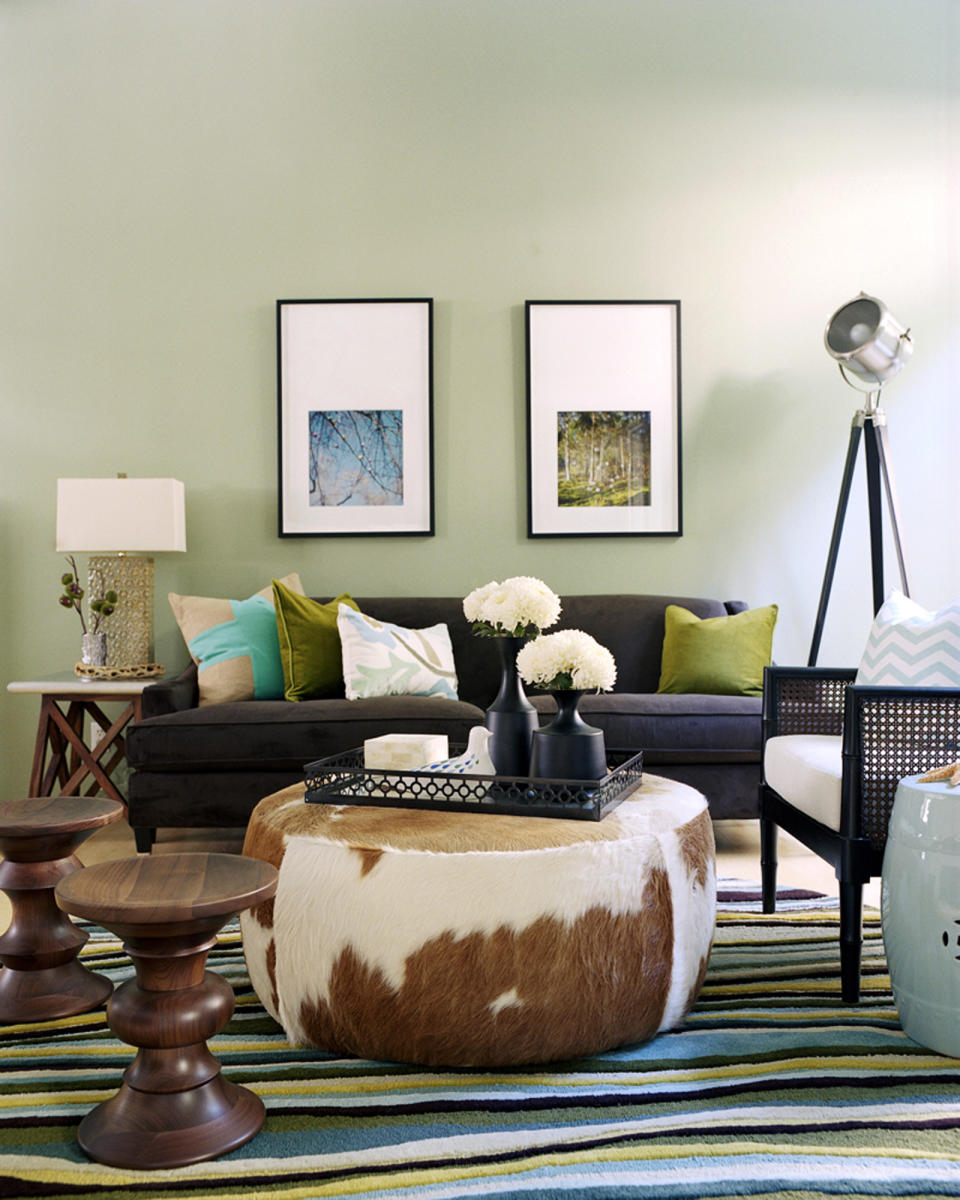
[58,554,119,635]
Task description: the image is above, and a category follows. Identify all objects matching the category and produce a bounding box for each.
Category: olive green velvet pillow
[272,579,359,701]
[657,603,778,696]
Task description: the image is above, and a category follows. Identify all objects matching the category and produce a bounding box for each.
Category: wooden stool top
[0,795,124,838]
[56,852,278,928]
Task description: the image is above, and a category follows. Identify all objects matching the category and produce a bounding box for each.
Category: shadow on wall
[687,372,827,653]
[151,484,291,676]
[0,509,12,685]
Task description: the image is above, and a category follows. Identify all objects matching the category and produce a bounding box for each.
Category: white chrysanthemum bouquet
[463,576,561,639]
[517,629,617,693]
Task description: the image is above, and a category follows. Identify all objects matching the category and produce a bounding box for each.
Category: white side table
[7,673,165,811]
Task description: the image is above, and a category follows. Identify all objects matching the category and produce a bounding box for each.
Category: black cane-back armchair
[759,665,960,1003]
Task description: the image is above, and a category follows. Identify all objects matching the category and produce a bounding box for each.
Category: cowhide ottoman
[240,774,715,1067]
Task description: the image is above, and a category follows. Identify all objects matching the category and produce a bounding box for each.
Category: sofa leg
[134,827,156,854]
[839,880,863,1004]
[760,814,778,913]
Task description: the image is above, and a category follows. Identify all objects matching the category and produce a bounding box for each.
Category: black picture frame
[525,300,682,538]
[277,298,434,537]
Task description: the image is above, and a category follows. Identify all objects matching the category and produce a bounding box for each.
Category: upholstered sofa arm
[842,683,960,847]
[141,662,199,719]
[761,665,856,741]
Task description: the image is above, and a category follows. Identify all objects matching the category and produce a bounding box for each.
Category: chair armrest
[140,662,199,718]
[842,684,960,846]
[762,665,857,741]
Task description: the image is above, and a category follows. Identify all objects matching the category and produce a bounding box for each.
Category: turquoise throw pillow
[188,594,286,701]
[169,573,305,705]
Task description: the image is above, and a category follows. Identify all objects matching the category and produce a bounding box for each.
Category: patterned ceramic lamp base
[89,554,153,667]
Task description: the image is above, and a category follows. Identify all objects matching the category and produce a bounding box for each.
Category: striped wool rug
[2,881,959,1199]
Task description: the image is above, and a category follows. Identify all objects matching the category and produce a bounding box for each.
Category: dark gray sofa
[127,593,763,850]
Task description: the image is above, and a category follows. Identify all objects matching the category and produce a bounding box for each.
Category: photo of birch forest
[308,409,404,507]
[557,411,651,507]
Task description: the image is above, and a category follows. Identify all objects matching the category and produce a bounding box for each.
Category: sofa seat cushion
[127,696,485,772]
[530,691,761,757]
[763,734,842,831]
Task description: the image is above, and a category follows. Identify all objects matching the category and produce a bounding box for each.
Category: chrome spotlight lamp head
[824,292,913,394]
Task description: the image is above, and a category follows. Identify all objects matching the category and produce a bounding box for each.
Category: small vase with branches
[59,555,119,667]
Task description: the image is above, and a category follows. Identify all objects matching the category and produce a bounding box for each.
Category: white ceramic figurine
[423,726,496,776]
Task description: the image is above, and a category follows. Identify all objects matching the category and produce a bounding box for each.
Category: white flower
[463,576,561,638]
[462,581,499,623]
[516,629,617,692]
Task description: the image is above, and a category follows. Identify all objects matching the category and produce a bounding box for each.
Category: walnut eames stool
[0,795,124,1023]
[55,852,278,1170]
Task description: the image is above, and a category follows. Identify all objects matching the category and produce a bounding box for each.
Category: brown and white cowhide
[240,774,715,1067]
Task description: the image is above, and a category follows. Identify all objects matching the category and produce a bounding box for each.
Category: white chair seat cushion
[764,734,843,832]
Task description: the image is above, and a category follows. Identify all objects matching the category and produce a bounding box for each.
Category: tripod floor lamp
[808,293,914,666]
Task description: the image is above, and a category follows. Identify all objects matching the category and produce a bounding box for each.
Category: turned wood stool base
[56,852,278,1169]
[0,956,113,1024]
[79,1068,266,1169]
[0,796,123,1024]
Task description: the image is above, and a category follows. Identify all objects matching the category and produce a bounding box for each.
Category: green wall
[1,0,958,803]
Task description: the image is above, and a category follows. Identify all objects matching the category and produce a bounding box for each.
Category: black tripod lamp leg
[862,419,886,614]
[873,419,911,598]
[808,421,863,667]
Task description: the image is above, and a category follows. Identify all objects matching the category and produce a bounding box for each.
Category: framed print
[277,298,434,536]
[525,300,682,538]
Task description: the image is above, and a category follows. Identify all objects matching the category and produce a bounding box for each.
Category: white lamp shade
[56,478,186,552]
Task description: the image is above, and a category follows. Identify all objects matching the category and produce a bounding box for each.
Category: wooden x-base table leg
[28,694,142,812]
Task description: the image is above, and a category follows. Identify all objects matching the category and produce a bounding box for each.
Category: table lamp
[56,477,187,668]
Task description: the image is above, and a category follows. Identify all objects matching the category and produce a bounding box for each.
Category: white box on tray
[363,733,450,771]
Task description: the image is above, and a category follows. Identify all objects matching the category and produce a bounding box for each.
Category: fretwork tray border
[304,746,644,821]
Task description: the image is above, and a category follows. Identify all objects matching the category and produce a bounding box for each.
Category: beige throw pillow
[169,572,305,706]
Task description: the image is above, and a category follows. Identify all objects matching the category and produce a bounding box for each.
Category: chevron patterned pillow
[856,589,960,687]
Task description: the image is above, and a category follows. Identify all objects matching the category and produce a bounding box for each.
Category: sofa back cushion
[348,595,734,708]
[554,595,733,695]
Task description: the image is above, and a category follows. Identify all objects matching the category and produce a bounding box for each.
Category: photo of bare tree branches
[557,411,651,507]
[308,409,404,507]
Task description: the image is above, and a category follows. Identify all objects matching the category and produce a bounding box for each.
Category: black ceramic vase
[485,637,539,776]
[529,690,607,781]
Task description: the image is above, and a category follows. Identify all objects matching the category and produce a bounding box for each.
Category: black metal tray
[303,746,643,821]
